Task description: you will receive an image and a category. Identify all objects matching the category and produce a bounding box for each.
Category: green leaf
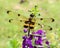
[8,38,20,48]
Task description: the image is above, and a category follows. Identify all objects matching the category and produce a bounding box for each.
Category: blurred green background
[0,0,60,48]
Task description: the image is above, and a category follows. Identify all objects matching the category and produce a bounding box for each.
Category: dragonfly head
[30,13,35,18]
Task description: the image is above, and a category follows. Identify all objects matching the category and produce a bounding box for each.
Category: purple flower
[45,41,50,48]
[32,30,44,37]
[35,38,43,45]
[28,34,33,40]
[22,29,50,48]
[22,36,27,39]
[23,28,28,33]
[22,36,33,48]
[36,30,44,35]
[45,41,49,45]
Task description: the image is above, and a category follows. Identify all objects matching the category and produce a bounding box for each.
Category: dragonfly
[8,11,55,35]
[6,5,55,36]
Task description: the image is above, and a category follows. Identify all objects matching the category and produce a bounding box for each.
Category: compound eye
[30,13,35,17]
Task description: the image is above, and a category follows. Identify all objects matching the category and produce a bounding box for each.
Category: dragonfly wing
[32,18,54,31]
[34,18,55,23]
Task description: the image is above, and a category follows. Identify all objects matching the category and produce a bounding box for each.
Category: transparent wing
[8,10,54,32]
[34,17,54,23]
[32,17,54,31]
